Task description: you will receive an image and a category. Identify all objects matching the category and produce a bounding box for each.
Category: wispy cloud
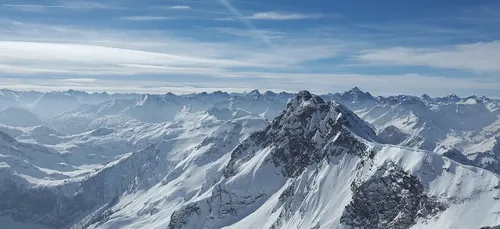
[448,3,500,25]
[1,4,46,12]
[0,38,344,76]
[1,72,499,97]
[217,0,273,46]
[2,1,118,11]
[0,41,263,75]
[357,41,500,72]
[213,17,237,21]
[213,27,286,39]
[0,18,348,77]
[58,78,98,83]
[168,5,191,10]
[120,16,171,21]
[0,19,497,96]
[248,11,323,20]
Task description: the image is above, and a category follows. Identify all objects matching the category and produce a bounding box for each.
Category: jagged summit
[433,93,462,104]
[249,89,260,94]
[421,93,432,102]
[138,94,162,104]
[286,90,377,141]
[248,89,262,97]
[212,90,229,96]
[343,87,374,99]
[263,90,277,97]
[164,92,177,97]
[348,86,362,93]
[330,87,377,110]
[226,91,376,177]
[287,90,325,108]
[380,95,426,107]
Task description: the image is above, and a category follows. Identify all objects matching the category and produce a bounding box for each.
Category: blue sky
[0,0,499,96]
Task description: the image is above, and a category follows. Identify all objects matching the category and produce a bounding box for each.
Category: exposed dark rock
[377,125,409,145]
[340,163,445,229]
[225,90,373,178]
[479,226,500,229]
[442,148,472,166]
[168,204,202,229]
[0,180,89,228]
[167,185,266,229]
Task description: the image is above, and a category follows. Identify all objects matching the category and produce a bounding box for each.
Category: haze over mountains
[0,87,499,229]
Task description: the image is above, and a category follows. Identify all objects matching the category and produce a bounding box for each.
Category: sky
[0,0,500,97]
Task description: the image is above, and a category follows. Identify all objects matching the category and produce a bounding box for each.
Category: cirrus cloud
[119,16,170,21]
[169,5,191,10]
[357,41,500,72]
[248,11,324,20]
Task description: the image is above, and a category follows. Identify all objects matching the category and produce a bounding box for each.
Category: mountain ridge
[0,89,498,229]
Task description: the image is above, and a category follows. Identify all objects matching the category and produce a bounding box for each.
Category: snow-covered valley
[0,88,499,229]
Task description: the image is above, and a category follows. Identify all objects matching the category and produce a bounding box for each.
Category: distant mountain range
[0,88,499,229]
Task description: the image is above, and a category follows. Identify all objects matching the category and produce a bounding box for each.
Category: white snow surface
[0,89,498,229]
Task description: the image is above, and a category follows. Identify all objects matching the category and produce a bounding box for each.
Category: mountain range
[0,88,499,229]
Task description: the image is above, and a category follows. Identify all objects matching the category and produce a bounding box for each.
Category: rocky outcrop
[340,163,445,229]
[225,90,375,178]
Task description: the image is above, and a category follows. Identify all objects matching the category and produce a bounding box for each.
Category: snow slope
[0,89,498,229]
[162,91,500,229]
[333,88,500,175]
[0,107,42,127]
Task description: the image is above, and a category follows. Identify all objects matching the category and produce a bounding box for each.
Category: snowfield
[0,88,499,229]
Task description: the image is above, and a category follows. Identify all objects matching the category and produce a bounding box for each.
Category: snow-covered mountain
[0,107,42,127]
[331,88,500,175]
[0,88,499,229]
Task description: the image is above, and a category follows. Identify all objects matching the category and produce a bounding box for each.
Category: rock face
[225,90,375,178]
[377,125,410,145]
[340,163,445,229]
[0,181,88,229]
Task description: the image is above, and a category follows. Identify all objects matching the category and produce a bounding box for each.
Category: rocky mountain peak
[349,86,370,95]
[225,91,375,177]
[349,86,362,93]
[139,94,166,105]
[421,94,433,104]
[248,89,261,97]
[296,90,322,102]
[263,90,277,97]
[212,90,229,96]
[280,90,377,142]
[438,93,461,103]
[164,92,177,98]
[339,87,376,104]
